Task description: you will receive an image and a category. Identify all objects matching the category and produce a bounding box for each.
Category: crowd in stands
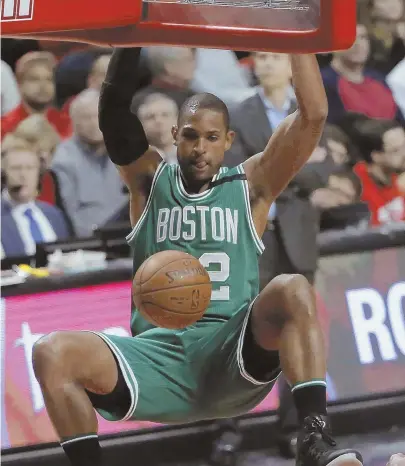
[1,0,405,259]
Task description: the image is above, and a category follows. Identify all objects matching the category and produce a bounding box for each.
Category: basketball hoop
[1,0,355,52]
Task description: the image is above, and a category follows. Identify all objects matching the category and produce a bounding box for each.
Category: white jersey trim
[126,161,167,244]
[236,165,265,254]
[83,331,139,421]
[175,166,225,201]
[237,298,281,386]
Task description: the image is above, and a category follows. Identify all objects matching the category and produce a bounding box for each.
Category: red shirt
[354,161,405,226]
[1,103,72,140]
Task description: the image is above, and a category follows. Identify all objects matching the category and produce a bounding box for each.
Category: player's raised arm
[98,48,162,186]
[98,47,162,225]
[244,54,328,204]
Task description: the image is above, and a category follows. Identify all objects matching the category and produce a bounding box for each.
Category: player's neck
[331,59,365,83]
[261,85,290,109]
[180,171,212,194]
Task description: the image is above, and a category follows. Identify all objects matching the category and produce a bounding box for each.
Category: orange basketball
[132,250,212,329]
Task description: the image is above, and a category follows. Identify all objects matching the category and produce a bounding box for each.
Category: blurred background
[1,0,405,464]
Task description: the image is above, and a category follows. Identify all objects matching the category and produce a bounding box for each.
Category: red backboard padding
[1,0,356,52]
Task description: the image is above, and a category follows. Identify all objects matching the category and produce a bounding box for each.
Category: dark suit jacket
[1,198,70,258]
[224,92,334,273]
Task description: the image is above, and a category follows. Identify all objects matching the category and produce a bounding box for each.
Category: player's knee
[32,331,75,383]
[275,273,314,321]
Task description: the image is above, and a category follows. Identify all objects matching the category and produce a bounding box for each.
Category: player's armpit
[243,54,328,206]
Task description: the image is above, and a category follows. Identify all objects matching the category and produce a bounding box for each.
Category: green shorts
[86,300,281,424]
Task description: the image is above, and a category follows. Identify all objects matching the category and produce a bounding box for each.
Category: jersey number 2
[199,252,230,301]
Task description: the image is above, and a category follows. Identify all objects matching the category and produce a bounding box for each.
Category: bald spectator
[51,89,127,237]
[131,46,196,113]
[1,60,21,116]
[322,23,404,124]
[136,93,178,165]
[1,52,72,140]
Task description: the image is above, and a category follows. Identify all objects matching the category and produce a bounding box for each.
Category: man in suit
[223,51,335,459]
[1,137,70,259]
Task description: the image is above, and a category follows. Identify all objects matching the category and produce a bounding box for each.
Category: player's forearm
[98,48,149,166]
[290,54,328,122]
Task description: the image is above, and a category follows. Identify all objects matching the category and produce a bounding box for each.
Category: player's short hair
[178,93,230,131]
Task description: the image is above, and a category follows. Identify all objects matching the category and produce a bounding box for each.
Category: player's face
[173,109,234,190]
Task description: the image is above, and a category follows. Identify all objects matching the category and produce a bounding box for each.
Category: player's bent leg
[249,274,364,466]
[33,331,125,466]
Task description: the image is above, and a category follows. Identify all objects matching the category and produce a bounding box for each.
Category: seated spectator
[55,48,111,108]
[225,51,295,166]
[131,47,196,113]
[136,93,178,165]
[52,89,128,237]
[387,58,405,117]
[1,52,72,140]
[192,49,255,108]
[1,60,21,116]
[61,52,112,114]
[323,124,357,166]
[367,0,405,76]
[1,137,70,258]
[352,118,405,225]
[322,23,404,124]
[12,114,63,207]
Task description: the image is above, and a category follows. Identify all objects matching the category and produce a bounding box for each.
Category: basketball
[132,250,212,329]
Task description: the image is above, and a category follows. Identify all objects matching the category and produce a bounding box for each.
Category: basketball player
[32,48,364,466]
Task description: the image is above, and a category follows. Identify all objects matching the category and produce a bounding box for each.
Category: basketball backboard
[1,0,355,52]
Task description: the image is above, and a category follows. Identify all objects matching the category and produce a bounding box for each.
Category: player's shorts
[86,299,281,424]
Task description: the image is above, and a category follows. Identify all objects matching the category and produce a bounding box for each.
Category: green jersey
[127,161,265,336]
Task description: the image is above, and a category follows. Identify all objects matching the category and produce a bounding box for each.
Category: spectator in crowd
[1,52,72,140]
[12,115,64,208]
[323,124,357,166]
[131,47,196,113]
[224,52,295,165]
[322,23,405,124]
[352,118,405,225]
[135,93,178,165]
[387,57,405,117]
[1,60,21,116]
[192,49,255,108]
[54,48,112,109]
[51,89,128,237]
[367,0,405,75]
[1,136,70,258]
[61,52,112,114]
